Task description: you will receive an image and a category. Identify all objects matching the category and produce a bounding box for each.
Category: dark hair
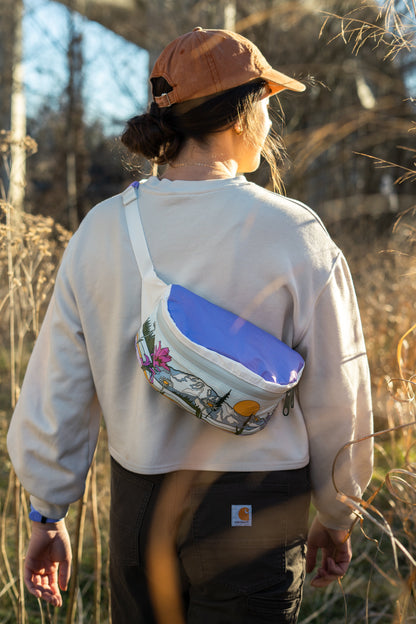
[121,77,285,191]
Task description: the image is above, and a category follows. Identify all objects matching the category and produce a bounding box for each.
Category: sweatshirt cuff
[29,504,64,523]
[30,496,68,521]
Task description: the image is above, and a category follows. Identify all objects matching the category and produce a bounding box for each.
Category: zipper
[282,387,295,416]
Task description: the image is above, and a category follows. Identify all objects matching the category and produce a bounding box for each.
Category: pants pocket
[247,542,306,623]
[180,470,309,593]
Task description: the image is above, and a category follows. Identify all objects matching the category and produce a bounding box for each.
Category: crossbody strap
[122,183,167,320]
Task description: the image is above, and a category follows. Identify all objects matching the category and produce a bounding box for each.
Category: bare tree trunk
[9,0,26,214]
[208,0,236,29]
[0,0,14,130]
[66,6,86,229]
[223,0,236,30]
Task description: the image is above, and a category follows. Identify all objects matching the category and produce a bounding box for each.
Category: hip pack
[122,183,305,436]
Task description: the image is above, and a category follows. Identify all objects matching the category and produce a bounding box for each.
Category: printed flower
[152,341,172,372]
[138,353,155,383]
[139,353,152,368]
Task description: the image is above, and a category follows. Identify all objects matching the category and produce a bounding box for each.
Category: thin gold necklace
[171,162,221,168]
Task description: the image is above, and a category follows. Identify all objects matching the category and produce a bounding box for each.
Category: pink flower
[152,341,171,372]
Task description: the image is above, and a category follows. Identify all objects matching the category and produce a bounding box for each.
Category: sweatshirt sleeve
[297,252,373,530]
[7,236,101,519]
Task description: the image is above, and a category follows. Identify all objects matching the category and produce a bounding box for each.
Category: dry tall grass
[0,131,110,623]
[298,2,416,622]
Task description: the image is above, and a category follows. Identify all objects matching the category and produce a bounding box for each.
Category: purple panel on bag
[167,284,304,384]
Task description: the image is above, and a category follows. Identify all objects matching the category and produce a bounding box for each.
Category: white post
[224,0,236,30]
[9,0,26,213]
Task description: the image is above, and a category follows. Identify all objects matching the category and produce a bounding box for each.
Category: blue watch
[29,504,63,523]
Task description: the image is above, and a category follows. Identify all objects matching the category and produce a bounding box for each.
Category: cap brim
[262,67,306,94]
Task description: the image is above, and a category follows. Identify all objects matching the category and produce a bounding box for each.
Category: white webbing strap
[122,184,167,320]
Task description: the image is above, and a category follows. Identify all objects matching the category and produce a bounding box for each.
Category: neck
[159,138,239,181]
[161,159,238,181]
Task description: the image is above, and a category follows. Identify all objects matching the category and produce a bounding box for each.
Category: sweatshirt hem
[109,446,310,475]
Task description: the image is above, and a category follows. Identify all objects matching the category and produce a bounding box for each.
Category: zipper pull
[283,388,295,416]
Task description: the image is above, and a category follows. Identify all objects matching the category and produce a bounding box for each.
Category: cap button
[193,26,203,31]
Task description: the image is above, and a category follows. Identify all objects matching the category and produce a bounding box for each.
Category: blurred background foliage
[0,0,414,229]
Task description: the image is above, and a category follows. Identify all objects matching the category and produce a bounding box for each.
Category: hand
[306,516,352,588]
[24,520,72,607]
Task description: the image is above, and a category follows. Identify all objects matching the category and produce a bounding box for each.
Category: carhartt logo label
[231,505,252,526]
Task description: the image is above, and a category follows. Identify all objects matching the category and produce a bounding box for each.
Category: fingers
[58,559,71,591]
[307,541,351,587]
[310,554,350,588]
[24,561,43,598]
[310,570,339,588]
[24,560,64,607]
[25,573,63,607]
[327,555,349,577]
[24,520,72,606]
[305,542,317,573]
[306,517,352,588]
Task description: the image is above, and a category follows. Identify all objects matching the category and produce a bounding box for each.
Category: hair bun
[121,112,165,160]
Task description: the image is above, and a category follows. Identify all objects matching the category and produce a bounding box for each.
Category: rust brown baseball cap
[151,27,305,108]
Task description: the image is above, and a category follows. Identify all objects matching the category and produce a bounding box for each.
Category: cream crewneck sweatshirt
[7,176,373,529]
